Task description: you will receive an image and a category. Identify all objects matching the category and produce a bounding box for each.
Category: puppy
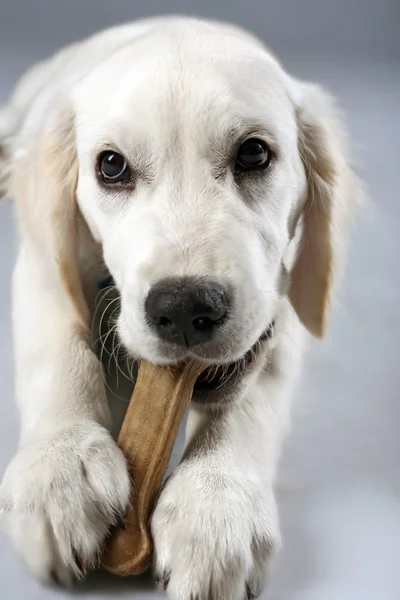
[0,16,359,599]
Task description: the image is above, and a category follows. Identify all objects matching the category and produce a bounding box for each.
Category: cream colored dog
[0,16,359,599]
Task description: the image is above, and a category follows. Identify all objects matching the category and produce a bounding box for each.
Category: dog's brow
[216,114,277,142]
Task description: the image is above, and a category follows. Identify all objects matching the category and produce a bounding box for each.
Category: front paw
[0,422,130,579]
[151,465,280,600]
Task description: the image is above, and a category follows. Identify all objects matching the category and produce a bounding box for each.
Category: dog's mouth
[97,276,275,405]
[192,322,275,403]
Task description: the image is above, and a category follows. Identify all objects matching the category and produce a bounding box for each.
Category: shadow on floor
[73,569,156,595]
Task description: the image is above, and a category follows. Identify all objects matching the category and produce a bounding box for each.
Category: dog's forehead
[73,31,295,148]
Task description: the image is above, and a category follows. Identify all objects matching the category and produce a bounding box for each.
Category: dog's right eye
[98,151,131,183]
[235,138,270,172]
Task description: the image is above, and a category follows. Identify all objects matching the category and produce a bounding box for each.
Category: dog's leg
[0,245,130,584]
[152,312,304,600]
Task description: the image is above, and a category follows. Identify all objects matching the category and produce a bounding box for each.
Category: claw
[163,570,171,591]
[112,507,126,530]
[71,545,86,576]
[245,583,257,599]
[50,569,61,587]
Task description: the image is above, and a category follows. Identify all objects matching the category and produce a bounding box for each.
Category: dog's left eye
[98,151,130,183]
[235,138,270,171]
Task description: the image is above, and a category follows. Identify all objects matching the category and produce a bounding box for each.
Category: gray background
[0,1,399,599]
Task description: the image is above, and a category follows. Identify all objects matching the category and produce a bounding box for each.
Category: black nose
[145,278,229,348]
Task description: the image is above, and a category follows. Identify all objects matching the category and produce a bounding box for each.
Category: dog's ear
[13,102,90,334]
[289,83,359,338]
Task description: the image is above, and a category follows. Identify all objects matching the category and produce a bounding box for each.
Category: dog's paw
[0,421,130,580]
[151,464,280,600]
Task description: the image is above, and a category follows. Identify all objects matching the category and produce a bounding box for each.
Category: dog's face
[73,32,307,368]
[17,23,353,398]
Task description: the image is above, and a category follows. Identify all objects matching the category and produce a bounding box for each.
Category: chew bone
[102,359,204,576]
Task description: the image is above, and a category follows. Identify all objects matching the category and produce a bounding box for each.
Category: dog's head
[15,22,358,375]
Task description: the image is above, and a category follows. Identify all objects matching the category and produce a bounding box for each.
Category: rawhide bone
[102,359,204,576]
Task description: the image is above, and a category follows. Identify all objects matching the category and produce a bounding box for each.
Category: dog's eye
[235,138,270,171]
[98,151,130,183]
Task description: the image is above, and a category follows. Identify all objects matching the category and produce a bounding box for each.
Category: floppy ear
[289,83,359,338]
[13,102,90,335]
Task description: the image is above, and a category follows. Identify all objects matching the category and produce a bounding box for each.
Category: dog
[0,16,359,599]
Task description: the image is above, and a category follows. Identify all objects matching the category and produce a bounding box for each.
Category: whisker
[98,300,120,374]
[92,284,117,330]
[96,299,120,355]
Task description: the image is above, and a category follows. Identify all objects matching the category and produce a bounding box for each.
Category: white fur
[0,16,358,598]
